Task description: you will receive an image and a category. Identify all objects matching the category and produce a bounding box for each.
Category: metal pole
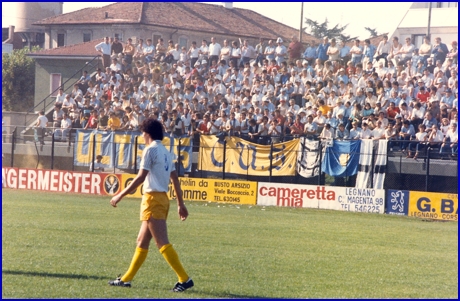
[370,141,377,188]
[318,139,322,186]
[72,134,75,171]
[299,2,304,43]
[222,139,227,180]
[425,149,430,192]
[269,141,273,183]
[51,132,55,169]
[178,137,182,176]
[427,2,432,39]
[134,136,138,174]
[10,127,16,167]
[91,133,96,172]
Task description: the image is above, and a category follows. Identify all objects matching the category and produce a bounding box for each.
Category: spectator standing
[275,37,287,66]
[287,36,302,64]
[111,36,123,59]
[208,37,221,66]
[95,37,112,69]
[34,110,48,145]
[317,37,330,62]
[123,38,135,64]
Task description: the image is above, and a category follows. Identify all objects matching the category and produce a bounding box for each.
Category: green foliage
[2,189,458,298]
[304,18,357,43]
[365,27,379,38]
[2,47,38,112]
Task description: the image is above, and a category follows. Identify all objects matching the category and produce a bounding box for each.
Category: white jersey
[139,140,175,192]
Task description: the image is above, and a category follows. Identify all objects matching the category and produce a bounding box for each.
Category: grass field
[2,189,458,298]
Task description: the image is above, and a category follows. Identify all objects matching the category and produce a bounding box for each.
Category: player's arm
[110,169,148,207]
[170,170,188,221]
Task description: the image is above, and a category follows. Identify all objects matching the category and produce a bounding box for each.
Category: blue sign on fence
[386,190,409,215]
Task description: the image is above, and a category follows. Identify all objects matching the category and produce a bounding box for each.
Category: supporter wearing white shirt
[110,58,122,72]
[359,123,373,139]
[274,37,287,65]
[199,39,209,60]
[208,37,222,64]
[207,113,223,134]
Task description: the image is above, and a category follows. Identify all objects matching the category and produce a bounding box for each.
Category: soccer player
[108,118,194,292]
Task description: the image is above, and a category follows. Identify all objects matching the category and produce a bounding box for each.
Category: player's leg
[149,218,189,283]
[119,221,151,282]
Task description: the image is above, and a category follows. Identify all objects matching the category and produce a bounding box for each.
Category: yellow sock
[159,243,189,283]
[120,247,148,282]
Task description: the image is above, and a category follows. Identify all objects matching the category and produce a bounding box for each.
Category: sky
[2,2,413,39]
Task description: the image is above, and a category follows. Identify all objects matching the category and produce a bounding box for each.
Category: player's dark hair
[140,118,164,141]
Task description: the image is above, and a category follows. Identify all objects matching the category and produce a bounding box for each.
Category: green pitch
[2,189,458,298]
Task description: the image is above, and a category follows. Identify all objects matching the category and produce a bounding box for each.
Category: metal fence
[2,128,457,193]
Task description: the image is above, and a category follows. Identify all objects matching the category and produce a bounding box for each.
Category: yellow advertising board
[121,174,257,205]
[408,191,458,221]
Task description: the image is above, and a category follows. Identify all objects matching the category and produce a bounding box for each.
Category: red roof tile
[29,38,103,57]
[34,2,319,43]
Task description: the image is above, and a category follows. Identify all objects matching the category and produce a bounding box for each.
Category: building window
[50,73,61,96]
[57,33,65,47]
[179,37,188,49]
[412,34,425,49]
[153,34,162,44]
[436,2,457,8]
[114,33,123,41]
[83,33,91,43]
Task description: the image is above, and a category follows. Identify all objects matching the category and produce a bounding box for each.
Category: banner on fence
[74,130,192,172]
[408,191,458,221]
[296,138,320,178]
[1,167,121,196]
[322,140,361,177]
[121,174,257,205]
[199,136,299,176]
[386,190,409,215]
[258,182,385,214]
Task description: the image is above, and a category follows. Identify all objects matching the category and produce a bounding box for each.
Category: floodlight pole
[299,2,304,43]
[427,2,432,39]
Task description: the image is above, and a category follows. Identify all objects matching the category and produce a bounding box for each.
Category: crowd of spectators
[44,34,458,159]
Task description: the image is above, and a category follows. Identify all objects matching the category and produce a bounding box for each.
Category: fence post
[178,137,182,176]
[134,136,138,174]
[51,131,55,169]
[222,139,227,180]
[425,149,430,192]
[91,133,96,172]
[370,141,377,188]
[318,139,322,186]
[10,127,16,167]
[269,140,273,183]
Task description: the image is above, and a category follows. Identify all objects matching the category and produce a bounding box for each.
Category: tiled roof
[34,3,142,25]
[33,2,319,43]
[29,38,103,57]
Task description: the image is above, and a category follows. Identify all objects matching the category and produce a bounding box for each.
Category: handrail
[23,55,100,128]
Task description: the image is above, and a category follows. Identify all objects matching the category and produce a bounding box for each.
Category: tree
[364,27,379,38]
[303,18,357,43]
[2,47,36,112]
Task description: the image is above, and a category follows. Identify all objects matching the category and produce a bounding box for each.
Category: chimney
[223,2,233,9]
[3,25,15,44]
[105,12,109,18]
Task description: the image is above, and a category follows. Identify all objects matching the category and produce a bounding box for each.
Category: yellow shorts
[140,192,170,221]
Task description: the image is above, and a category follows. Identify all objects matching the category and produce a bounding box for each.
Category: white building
[389,2,458,48]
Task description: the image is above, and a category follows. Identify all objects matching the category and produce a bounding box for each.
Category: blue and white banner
[322,140,361,177]
[74,130,192,172]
